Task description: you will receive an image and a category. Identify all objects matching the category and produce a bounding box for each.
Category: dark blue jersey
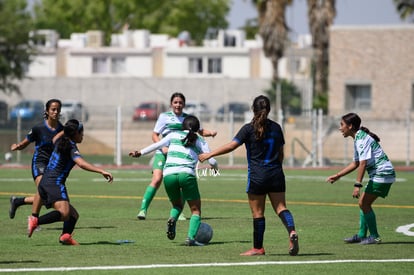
[234,119,285,183]
[26,120,64,178]
[41,140,82,188]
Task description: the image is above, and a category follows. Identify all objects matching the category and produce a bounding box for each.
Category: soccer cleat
[289,231,299,256]
[27,216,38,238]
[344,234,363,244]
[9,196,18,219]
[137,210,146,220]
[185,237,205,246]
[59,233,79,245]
[359,236,381,245]
[240,247,265,256]
[166,218,176,240]
[178,212,186,221]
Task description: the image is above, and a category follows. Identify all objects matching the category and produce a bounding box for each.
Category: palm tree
[253,0,292,83]
[394,0,414,21]
[307,0,336,107]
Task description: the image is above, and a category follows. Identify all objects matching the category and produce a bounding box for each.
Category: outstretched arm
[199,140,240,162]
[326,161,359,184]
[10,138,30,151]
[74,157,113,183]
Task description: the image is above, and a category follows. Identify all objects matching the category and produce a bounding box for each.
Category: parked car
[9,100,44,122]
[183,100,212,121]
[132,101,167,121]
[60,100,89,123]
[215,102,250,122]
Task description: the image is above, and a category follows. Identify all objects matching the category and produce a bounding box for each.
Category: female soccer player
[130,115,218,246]
[27,119,113,245]
[136,92,216,220]
[199,95,299,256]
[326,113,395,245]
[9,99,64,219]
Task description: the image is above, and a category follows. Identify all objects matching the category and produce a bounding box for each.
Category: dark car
[9,100,44,122]
[215,102,250,122]
[132,101,167,121]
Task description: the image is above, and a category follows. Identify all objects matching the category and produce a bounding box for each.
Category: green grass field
[0,166,413,274]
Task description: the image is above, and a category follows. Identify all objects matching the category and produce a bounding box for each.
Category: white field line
[1,259,414,273]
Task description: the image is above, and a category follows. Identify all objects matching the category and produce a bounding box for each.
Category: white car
[60,100,89,123]
[183,101,212,121]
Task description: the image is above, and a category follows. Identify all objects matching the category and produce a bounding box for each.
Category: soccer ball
[195,222,213,244]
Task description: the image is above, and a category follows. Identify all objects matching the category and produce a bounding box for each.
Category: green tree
[264,79,302,116]
[0,0,35,94]
[33,0,230,46]
[307,0,336,112]
[394,0,414,21]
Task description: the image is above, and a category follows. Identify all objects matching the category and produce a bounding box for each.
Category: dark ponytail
[360,126,380,142]
[57,119,82,154]
[181,115,200,147]
[251,95,271,141]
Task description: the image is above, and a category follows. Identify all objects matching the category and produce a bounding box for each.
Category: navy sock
[253,217,265,249]
[278,209,296,233]
[38,210,62,225]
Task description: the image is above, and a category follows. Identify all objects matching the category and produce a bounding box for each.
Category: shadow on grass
[79,241,135,245]
[44,226,117,231]
[0,260,40,265]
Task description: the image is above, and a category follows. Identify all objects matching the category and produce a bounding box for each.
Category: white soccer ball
[4,152,12,162]
[195,222,213,244]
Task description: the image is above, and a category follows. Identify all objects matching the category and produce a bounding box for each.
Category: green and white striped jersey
[140,130,217,177]
[354,130,395,183]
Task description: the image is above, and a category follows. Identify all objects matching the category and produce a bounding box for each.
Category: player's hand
[199,153,209,162]
[102,171,113,183]
[352,187,360,199]
[326,174,340,184]
[129,151,141,158]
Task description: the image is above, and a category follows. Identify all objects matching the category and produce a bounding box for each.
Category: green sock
[170,207,182,221]
[364,210,379,238]
[187,214,201,240]
[140,186,157,211]
[358,209,368,238]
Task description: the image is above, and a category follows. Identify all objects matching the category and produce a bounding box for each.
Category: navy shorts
[38,181,69,209]
[246,172,286,195]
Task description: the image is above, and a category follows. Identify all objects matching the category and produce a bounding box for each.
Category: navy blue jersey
[26,120,64,178]
[41,140,82,188]
[234,119,285,186]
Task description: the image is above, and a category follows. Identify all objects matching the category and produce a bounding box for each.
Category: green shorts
[364,180,392,198]
[163,173,200,202]
[152,152,166,170]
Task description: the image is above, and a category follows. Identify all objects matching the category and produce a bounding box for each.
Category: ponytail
[57,119,82,154]
[181,115,200,147]
[360,126,380,142]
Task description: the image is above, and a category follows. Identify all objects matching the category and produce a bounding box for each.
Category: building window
[345,84,371,110]
[111,57,126,74]
[208,58,222,74]
[189,57,203,73]
[92,57,107,73]
[188,57,222,74]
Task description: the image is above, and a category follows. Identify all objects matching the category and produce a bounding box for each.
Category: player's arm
[74,157,113,183]
[198,128,217,138]
[326,160,359,184]
[130,135,171,158]
[199,140,240,162]
[10,138,30,151]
